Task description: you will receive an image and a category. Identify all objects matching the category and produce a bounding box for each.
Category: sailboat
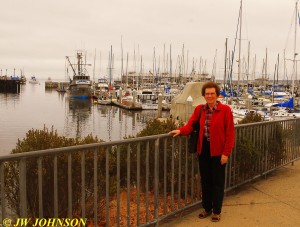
[66,51,93,99]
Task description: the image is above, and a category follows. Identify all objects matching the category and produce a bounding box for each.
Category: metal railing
[0,118,300,226]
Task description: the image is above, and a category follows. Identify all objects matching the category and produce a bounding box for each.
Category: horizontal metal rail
[0,118,299,226]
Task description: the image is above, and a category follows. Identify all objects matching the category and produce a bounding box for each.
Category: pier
[0,78,21,93]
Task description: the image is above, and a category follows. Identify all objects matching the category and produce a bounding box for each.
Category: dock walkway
[161,159,300,227]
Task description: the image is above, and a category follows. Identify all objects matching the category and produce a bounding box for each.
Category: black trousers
[198,137,226,214]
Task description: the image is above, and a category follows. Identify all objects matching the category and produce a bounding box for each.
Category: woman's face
[204,87,217,107]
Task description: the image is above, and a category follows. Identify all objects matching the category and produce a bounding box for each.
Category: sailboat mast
[224,38,228,89]
[247,41,250,81]
[121,36,124,81]
[284,49,286,84]
[109,45,113,86]
[265,48,268,82]
[126,53,128,86]
[292,1,298,98]
[170,44,172,83]
[93,49,96,82]
[253,54,256,81]
[237,0,242,94]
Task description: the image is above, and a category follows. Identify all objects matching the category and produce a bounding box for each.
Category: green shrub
[5,126,105,219]
[238,112,263,124]
[136,118,180,137]
[235,135,261,177]
[267,123,286,165]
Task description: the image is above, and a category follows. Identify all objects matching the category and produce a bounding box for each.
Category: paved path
[161,159,300,227]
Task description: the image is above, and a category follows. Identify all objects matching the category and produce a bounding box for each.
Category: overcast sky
[0,0,298,81]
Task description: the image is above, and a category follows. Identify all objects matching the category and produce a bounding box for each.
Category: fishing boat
[66,51,92,99]
[28,76,39,84]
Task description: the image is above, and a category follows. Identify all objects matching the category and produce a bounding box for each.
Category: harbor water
[0,80,169,155]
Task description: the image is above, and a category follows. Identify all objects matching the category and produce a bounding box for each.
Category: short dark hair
[201,81,220,96]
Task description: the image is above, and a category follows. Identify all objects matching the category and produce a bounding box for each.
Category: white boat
[28,76,39,84]
[96,78,109,93]
[97,96,112,105]
[137,89,158,110]
[272,109,294,119]
[230,105,252,117]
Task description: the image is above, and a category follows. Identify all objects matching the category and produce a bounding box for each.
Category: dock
[0,78,21,93]
[112,100,142,110]
[45,81,69,89]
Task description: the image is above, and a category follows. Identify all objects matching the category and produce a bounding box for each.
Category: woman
[169,81,235,222]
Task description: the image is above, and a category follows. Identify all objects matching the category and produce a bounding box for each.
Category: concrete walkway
[160,159,300,227]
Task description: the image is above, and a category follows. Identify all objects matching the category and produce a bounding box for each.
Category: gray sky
[0,0,298,81]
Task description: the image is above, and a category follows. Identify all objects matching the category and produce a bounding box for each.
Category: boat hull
[68,84,92,99]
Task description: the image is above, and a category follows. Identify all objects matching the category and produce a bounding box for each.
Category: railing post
[137,143,141,226]
[93,149,98,226]
[292,120,296,166]
[53,155,58,218]
[37,157,43,218]
[1,162,6,221]
[264,124,268,178]
[116,147,120,227]
[154,138,159,221]
[146,142,149,222]
[81,151,86,219]
[184,137,188,206]
[178,137,182,209]
[163,139,167,214]
[171,138,175,211]
[127,145,131,227]
[106,147,110,227]
[191,148,195,202]
[68,152,72,219]
[19,158,27,218]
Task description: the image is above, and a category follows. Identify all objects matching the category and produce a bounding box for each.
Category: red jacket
[178,102,235,157]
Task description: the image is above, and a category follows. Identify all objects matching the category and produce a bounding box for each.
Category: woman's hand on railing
[169,130,181,137]
[221,154,228,165]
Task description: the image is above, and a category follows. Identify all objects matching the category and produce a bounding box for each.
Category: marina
[0,80,169,155]
[1,1,300,226]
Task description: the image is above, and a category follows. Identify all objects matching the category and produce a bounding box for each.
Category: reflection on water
[0,81,169,155]
[65,99,170,142]
[67,98,92,138]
